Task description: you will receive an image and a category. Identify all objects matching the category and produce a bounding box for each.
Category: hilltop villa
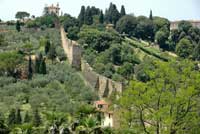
[170,20,200,30]
[44,3,60,16]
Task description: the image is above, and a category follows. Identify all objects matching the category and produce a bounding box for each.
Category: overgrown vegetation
[0,27,99,133]
[115,60,200,134]
[1,2,200,134]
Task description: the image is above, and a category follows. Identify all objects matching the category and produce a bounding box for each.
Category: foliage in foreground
[116,60,200,134]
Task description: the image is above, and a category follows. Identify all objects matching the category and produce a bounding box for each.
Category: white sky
[0,0,199,21]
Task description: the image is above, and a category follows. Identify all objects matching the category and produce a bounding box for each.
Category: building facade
[170,20,200,30]
[94,100,113,127]
[44,3,60,16]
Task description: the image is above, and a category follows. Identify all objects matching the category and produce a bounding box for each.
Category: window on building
[98,104,103,108]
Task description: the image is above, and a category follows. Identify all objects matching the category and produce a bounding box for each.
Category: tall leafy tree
[78,26,121,52]
[155,29,169,50]
[78,6,85,26]
[135,16,154,41]
[116,15,138,36]
[67,26,79,40]
[153,16,170,33]
[170,29,180,44]
[175,38,193,58]
[15,11,30,20]
[0,51,22,76]
[117,62,134,79]
[62,14,79,32]
[120,5,126,17]
[84,6,93,25]
[117,60,200,134]
[178,21,192,34]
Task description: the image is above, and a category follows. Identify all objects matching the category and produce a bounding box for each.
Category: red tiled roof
[95,100,108,105]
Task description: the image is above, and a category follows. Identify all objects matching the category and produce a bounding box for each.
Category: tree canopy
[116,15,137,36]
[175,38,193,58]
[117,60,200,134]
[15,11,30,20]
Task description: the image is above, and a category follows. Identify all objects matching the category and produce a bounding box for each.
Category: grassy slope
[125,37,176,62]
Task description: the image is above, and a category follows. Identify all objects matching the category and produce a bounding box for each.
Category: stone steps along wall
[61,27,123,98]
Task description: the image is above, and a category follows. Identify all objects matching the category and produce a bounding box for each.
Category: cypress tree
[35,53,43,73]
[35,57,40,73]
[149,9,153,20]
[120,5,126,16]
[84,6,93,25]
[105,3,113,23]
[45,40,51,55]
[7,109,16,125]
[24,111,31,123]
[105,3,120,25]
[16,20,21,32]
[39,59,46,74]
[99,10,104,24]
[15,109,22,124]
[48,44,56,63]
[33,109,41,127]
[78,6,85,26]
[111,4,120,25]
[28,56,33,80]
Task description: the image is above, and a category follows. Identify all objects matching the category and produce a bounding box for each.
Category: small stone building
[94,100,113,127]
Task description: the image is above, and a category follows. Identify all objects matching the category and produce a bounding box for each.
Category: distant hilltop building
[44,3,60,16]
[170,20,200,30]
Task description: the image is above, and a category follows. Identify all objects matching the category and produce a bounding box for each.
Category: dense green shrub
[78,25,121,52]
[0,51,23,76]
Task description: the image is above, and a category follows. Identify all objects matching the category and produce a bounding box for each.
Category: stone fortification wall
[61,27,123,98]
[81,60,99,87]
[81,59,123,98]
[61,27,81,70]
